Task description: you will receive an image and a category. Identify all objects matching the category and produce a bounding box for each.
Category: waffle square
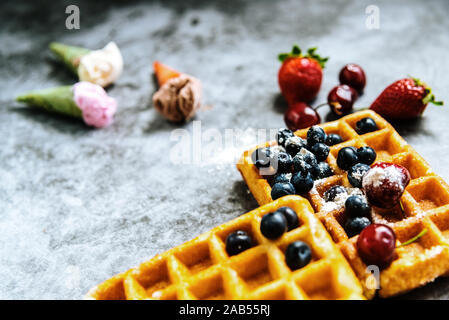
[237,110,449,298]
[85,196,365,300]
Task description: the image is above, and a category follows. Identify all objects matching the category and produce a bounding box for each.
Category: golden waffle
[86,196,365,300]
[237,110,449,298]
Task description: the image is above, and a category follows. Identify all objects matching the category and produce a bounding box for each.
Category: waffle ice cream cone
[49,42,91,74]
[237,110,449,298]
[49,42,123,87]
[86,196,365,300]
[16,82,117,128]
[153,61,181,87]
[152,61,202,122]
[16,86,82,119]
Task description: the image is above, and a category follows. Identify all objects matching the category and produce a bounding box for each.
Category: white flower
[78,42,123,87]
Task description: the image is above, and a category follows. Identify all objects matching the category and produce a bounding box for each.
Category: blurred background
[1,0,448,299]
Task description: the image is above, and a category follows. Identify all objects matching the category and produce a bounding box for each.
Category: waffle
[237,110,449,298]
[86,196,365,300]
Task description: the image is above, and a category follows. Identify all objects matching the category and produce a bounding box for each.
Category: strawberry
[370,77,443,119]
[278,45,328,104]
[153,61,181,87]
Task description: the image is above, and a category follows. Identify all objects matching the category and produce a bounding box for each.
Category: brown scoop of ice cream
[152,74,202,122]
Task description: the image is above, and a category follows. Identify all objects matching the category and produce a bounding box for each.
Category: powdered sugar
[285,136,306,149]
[313,178,327,189]
[320,187,366,213]
[270,145,286,154]
[293,148,315,172]
[362,165,404,191]
[351,166,367,181]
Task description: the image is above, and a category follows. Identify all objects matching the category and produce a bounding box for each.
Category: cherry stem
[397,228,428,247]
[399,200,405,216]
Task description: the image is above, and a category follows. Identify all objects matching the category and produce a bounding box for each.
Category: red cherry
[327,84,358,116]
[339,64,366,93]
[284,102,320,131]
[362,162,411,209]
[357,224,396,269]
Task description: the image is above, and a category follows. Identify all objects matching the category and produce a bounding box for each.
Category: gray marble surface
[1,0,448,299]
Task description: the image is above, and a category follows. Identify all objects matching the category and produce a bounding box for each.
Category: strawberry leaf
[292,45,301,55]
[278,53,289,62]
[306,47,328,69]
[278,44,302,62]
[278,45,329,68]
[420,83,444,106]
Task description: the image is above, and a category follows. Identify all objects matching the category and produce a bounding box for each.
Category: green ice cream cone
[16,86,82,119]
[49,42,90,74]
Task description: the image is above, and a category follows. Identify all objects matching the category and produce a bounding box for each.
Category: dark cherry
[327,84,358,116]
[339,63,366,93]
[284,102,320,131]
[357,224,396,269]
[362,162,411,209]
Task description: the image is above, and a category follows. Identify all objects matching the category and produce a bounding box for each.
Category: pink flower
[73,81,117,128]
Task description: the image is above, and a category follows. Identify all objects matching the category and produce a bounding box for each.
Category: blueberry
[313,162,334,180]
[291,171,314,194]
[324,185,347,202]
[307,126,326,146]
[357,146,376,165]
[276,207,299,231]
[274,151,293,173]
[309,162,321,180]
[271,182,296,200]
[325,133,343,146]
[272,173,290,185]
[260,211,288,239]
[285,241,312,270]
[285,136,306,157]
[355,117,378,134]
[293,149,318,174]
[276,128,294,147]
[225,230,253,256]
[310,143,330,162]
[345,195,371,218]
[337,147,359,171]
[251,147,271,168]
[345,217,371,238]
[347,163,371,188]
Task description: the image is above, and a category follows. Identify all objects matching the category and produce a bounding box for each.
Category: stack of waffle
[86,196,365,300]
[237,110,449,298]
